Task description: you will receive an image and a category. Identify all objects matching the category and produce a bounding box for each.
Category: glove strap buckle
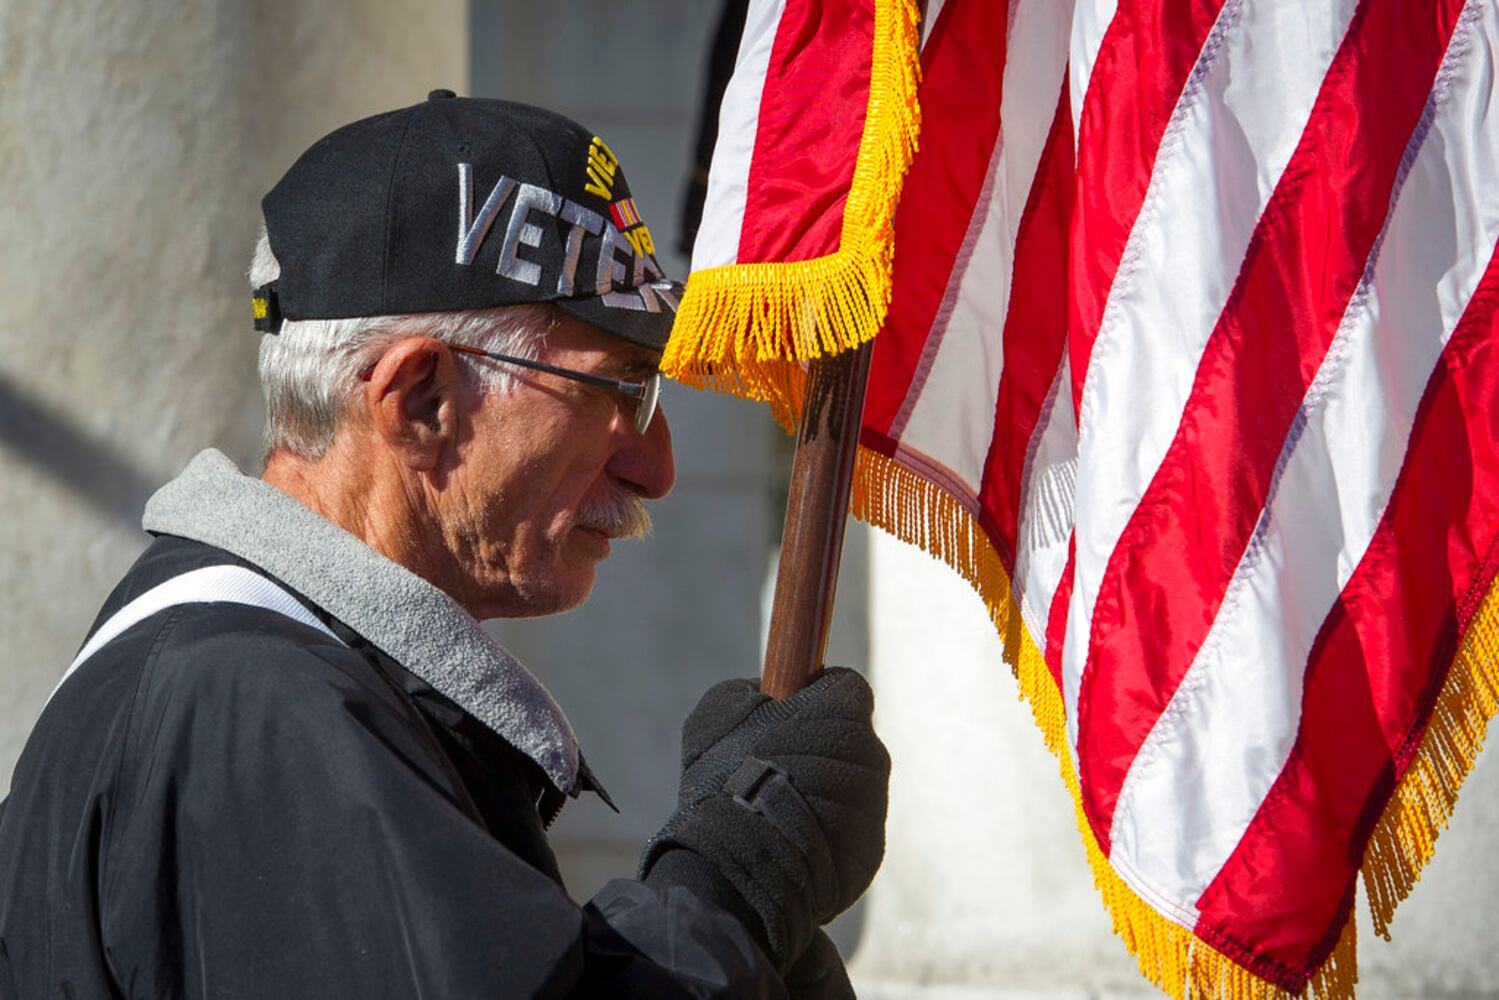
[724,756,840,916]
[725,756,788,813]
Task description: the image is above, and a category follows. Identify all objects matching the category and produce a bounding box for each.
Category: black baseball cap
[253,90,682,351]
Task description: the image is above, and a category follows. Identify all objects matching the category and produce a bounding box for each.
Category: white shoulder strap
[50,565,346,705]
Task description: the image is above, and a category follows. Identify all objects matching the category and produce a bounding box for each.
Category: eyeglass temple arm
[446,344,649,398]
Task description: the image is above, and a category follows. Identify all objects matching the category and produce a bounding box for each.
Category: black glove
[640,667,890,969]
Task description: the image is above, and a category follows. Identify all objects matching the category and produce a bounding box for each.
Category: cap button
[427,88,457,100]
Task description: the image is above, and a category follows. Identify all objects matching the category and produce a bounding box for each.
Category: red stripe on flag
[864,0,1009,435]
[737,0,874,264]
[1194,239,1499,986]
[1045,538,1076,694]
[1066,0,1227,406]
[975,79,1074,570]
[1073,0,1465,850]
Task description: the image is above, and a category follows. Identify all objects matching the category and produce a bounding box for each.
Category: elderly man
[0,94,888,998]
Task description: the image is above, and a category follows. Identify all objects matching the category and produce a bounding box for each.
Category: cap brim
[554,279,684,352]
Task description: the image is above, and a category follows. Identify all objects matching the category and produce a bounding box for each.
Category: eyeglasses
[447,343,662,434]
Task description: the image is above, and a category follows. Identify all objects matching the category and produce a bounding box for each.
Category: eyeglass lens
[635,374,662,434]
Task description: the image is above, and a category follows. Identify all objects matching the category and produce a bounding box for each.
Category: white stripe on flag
[691,0,788,272]
[1069,0,1120,142]
[1062,0,1362,753]
[897,0,1074,492]
[893,144,1005,495]
[1014,356,1077,646]
[1109,0,1499,915]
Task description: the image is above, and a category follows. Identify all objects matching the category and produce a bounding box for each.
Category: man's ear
[362,337,464,471]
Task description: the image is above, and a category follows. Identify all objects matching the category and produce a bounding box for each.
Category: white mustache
[577,490,653,541]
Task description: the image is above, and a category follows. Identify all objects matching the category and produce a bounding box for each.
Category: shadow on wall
[0,371,159,527]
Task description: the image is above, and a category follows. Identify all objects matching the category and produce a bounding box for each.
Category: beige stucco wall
[0,0,467,789]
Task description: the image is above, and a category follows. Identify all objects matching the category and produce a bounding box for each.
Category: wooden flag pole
[761,342,875,699]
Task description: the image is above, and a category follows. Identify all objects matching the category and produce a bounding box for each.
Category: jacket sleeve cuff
[644,848,774,958]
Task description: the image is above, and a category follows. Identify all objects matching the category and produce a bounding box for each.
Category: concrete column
[0,0,466,790]
[849,529,1499,997]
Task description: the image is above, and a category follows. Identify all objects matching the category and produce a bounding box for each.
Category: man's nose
[608,404,675,500]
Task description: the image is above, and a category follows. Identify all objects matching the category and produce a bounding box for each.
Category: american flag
[668,1,1499,996]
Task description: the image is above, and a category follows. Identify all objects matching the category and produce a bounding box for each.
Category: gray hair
[251,226,556,460]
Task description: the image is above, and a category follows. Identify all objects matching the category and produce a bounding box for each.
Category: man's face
[442,313,675,618]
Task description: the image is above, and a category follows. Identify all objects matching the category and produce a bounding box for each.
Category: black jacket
[0,451,784,999]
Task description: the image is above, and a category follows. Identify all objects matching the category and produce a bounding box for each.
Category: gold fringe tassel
[844,444,1464,1000]
[1361,574,1499,938]
[661,0,923,427]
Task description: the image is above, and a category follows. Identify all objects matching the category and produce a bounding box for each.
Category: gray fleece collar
[143,449,581,794]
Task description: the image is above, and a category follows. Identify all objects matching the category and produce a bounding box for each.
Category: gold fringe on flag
[1361,573,1499,939]
[850,443,1499,1000]
[661,0,922,427]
